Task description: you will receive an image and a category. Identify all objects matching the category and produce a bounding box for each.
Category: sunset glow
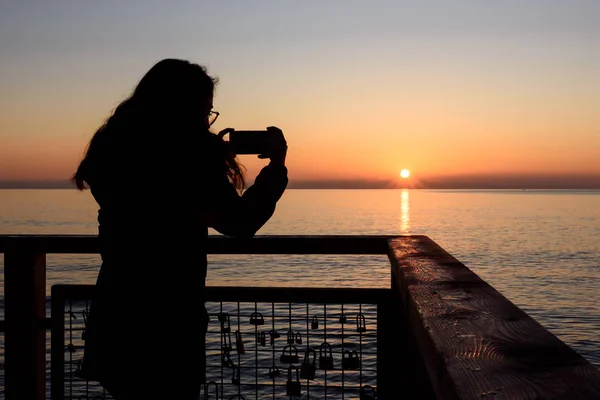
[1,2,599,188]
[400,170,410,179]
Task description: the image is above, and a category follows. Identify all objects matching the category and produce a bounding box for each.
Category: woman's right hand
[258,126,287,166]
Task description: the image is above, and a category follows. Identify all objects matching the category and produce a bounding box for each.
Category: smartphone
[228,130,271,155]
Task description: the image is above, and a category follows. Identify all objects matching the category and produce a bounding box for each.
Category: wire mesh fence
[52,286,389,399]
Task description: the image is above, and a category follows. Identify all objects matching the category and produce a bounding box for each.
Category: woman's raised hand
[258,126,287,166]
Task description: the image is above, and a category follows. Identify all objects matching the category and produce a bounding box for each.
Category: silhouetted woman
[73,58,288,399]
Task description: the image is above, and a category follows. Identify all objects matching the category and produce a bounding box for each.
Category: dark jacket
[82,135,287,391]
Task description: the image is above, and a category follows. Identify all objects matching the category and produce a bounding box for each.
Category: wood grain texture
[388,236,600,400]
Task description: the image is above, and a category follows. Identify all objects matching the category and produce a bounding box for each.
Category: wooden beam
[388,236,600,399]
[4,237,46,400]
[50,284,393,304]
[0,234,411,254]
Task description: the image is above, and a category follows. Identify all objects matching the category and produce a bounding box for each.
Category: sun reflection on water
[400,189,410,233]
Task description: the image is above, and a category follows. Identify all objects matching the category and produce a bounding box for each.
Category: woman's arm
[206,126,288,238]
[206,163,288,238]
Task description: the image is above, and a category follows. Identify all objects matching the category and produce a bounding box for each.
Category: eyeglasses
[208,111,219,127]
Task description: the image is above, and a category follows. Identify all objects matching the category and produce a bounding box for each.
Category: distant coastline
[2,175,600,190]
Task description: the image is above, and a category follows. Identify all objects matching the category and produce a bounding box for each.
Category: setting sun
[400,169,410,179]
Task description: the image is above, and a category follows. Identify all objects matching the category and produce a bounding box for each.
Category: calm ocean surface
[0,188,599,396]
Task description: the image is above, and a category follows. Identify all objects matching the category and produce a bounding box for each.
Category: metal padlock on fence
[269,329,280,339]
[268,365,280,378]
[341,349,361,370]
[235,330,245,354]
[318,342,334,370]
[339,312,347,324]
[295,332,302,344]
[222,330,232,352]
[203,381,219,400]
[256,331,266,346]
[286,366,301,397]
[311,315,319,329]
[280,344,300,363]
[222,351,234,368]
[357,313,367,333]
[300,348,317,380]
[249,311,264,325]
[287,330,295,344]
[219,312,231,333]
[360,384,377,400]
[232,365,240,385]
[269,329,280,345]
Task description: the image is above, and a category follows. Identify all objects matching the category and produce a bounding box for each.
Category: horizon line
[2,174,600,190]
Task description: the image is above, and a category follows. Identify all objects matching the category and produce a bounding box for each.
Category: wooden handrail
[0,234,412,254]
[388,236,600,399]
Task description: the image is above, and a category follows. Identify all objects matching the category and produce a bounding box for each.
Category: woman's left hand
[258,126,287,166]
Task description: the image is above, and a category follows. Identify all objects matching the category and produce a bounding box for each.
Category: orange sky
[1,2,599,187]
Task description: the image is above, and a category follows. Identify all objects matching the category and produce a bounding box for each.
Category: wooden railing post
[4,237,47,400]
[377,280,436,399]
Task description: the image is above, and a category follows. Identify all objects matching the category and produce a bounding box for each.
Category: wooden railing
[1,234,600,399]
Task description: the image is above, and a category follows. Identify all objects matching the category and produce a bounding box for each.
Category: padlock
[318,342,334,370]
[357,313,367,333]
[287,330,295,344]
[339,313,347,324]
[232,365,240,385]
[249,312,264,325]
[280,344,299,364]
[268,365,280,378]
[269,329,280,346]
[256,331,267,346]
[299,348,317,380]
[295,332,302,345]
[311,315,319,329]
[269,329,281,339]
[219,313,231,333]
[341,349,361,370]
[222,331,232,352]
[286,366,301,397]
[203,381,219,400]
[67,343,76,353]
[341,349,351,369]
[359,384,377,400]
[222,351,234,368]
[235,330,245,354]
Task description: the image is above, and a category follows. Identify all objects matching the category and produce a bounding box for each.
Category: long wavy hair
[72,58,245,191]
